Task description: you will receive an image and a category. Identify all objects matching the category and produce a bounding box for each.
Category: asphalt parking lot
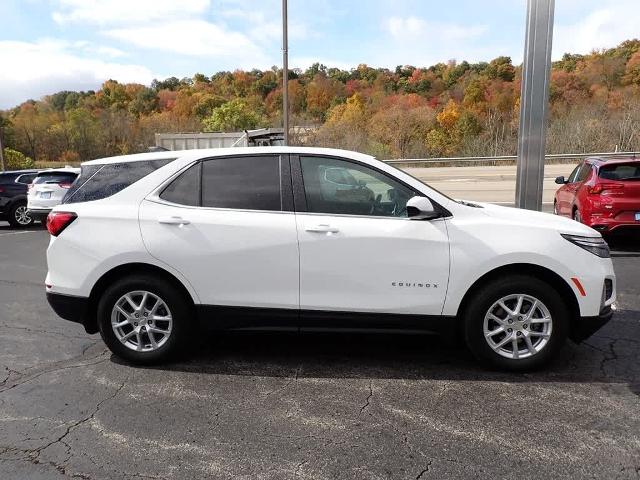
[0,221,639,480]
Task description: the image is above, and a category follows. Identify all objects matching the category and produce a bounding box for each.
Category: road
[0,220,639,479]
[402,163,577,206]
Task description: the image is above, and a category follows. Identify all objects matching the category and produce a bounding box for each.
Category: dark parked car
[0,169,39,227]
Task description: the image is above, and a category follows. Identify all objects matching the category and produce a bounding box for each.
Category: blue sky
[0,0,638,108]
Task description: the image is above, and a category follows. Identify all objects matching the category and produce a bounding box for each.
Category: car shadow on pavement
[607,233,640,256]
[112,319,640,396]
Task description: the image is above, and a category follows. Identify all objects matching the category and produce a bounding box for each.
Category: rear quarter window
[64,158,174,204]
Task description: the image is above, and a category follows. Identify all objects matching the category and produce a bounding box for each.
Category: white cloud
[52,0,210,25]
[386,16,488,42]
[103,19,266,61]
[553,2,640,59]
[0,40,154,108]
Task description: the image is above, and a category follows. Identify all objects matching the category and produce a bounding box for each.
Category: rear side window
[201,156,281,211]
[64,159,173,204]
[160,163,201,206]
[599,163,640,181]
[16,173,37,184]
[34,172,78,185]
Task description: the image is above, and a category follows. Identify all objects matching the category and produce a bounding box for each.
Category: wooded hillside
[2,39,640,165]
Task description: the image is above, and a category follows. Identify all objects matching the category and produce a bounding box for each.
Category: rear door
[139,154,300,319]
[292,154,450,320]
[556,164,580,215]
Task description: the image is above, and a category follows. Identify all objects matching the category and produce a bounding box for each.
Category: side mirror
[406,196,439,220]
[555,176,567,185]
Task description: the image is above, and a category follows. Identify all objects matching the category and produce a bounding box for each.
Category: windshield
[33,172,78,184]
[382,161,457,203]
[599,163,640,181]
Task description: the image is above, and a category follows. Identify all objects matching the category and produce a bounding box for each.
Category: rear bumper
[46,292,96,333]
[570,305,614,343]
[28,208,51,220]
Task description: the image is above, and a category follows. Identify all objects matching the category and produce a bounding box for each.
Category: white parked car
[45,147,615,370]
[28,167,80,221]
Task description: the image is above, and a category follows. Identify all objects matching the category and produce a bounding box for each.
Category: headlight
[561,234,610,258]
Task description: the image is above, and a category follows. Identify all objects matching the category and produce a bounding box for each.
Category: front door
[293,155,450,317]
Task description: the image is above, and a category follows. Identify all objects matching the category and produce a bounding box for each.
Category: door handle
[305,224,339,233]
[158,216,190,226]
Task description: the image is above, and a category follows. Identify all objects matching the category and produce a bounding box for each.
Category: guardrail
[385,151,640,166]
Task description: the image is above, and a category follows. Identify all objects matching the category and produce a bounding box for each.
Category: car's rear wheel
[463,275,569,371]
[573,208,582,223]
[8,202,33,227]
[97,275,192,364]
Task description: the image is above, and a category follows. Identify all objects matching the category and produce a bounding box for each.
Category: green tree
[3,148,34,170]
[202,99,264,132]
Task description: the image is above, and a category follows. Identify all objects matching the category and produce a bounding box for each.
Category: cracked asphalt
[0,222,639,479]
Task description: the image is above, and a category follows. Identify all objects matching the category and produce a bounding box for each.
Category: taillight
[46,212,77,236]
[588,183,624,195]
[59,182,73,189]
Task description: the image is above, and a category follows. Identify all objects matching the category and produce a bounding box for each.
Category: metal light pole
[0,124,6,172]
[515,0,555,210]
[282,0,289,145]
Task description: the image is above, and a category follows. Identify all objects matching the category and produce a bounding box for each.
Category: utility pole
[515,0,555,210]
[0,123,6,172]
[282,0,289,146]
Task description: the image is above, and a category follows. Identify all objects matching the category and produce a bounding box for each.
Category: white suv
[28,167,80,221]
[45,147,616,370]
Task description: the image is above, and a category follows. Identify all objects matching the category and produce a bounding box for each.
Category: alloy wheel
[111,290,173,352]
[483,294,553,360]
[15,205,32,225]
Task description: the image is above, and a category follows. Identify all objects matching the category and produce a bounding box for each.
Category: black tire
[97,274,192,365]
[7,202,33,227]
[573,208,581,223]
[463,275,569,371]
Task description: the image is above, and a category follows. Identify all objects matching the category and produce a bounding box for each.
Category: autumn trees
[1,39,640,164]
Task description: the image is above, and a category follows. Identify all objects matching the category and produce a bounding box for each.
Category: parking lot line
[0,230,41,237]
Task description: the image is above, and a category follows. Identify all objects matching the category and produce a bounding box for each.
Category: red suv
[554,157,640,235]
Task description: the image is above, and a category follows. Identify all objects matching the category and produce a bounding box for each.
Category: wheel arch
[456,263,580,339]
[84,262,196,334]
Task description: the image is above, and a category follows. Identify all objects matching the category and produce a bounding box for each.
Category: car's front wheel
[463,275,569,371]
[8,202,33,227]
[97,275,192,364]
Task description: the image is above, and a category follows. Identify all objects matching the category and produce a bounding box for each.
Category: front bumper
[46,292,96,333]
[571,305,614,343]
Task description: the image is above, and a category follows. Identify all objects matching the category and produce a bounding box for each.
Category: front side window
[201,155,281,211]
[300,156,416,217]
[576,164,592,182]
[567,164,582,183]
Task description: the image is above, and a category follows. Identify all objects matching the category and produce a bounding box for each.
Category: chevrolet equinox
[45,147,616,370]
